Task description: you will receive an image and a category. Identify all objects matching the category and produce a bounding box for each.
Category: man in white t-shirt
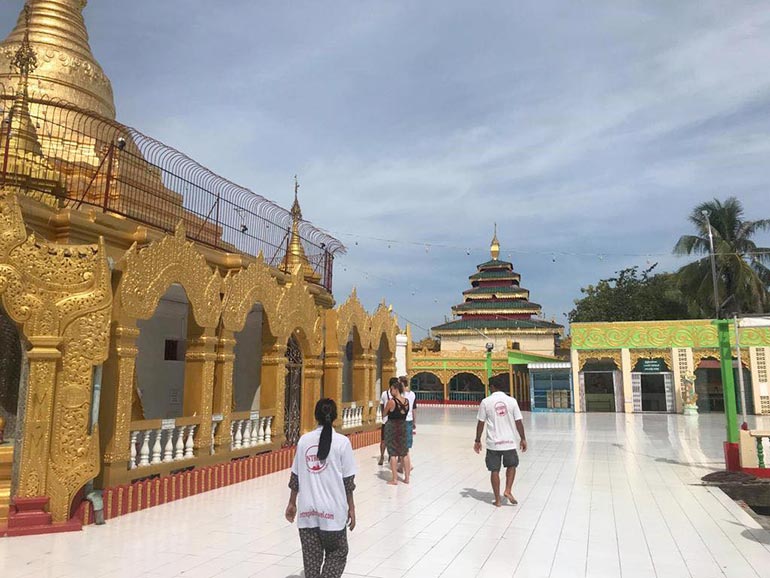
[474,381,527,507]
[378,387,392,466]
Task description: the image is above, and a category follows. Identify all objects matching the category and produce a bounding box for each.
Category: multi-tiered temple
[432,228,563,356]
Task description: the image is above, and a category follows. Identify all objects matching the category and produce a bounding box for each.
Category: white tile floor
[2,407,770,578]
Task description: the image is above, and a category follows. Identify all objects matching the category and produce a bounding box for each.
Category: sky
[3,1,769,338]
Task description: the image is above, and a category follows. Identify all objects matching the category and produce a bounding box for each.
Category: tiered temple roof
[432,227,563,336]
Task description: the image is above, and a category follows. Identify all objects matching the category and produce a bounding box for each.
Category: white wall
[439,333,556,356]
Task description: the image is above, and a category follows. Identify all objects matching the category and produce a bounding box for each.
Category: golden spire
[282,176,321,283]
[0,2,60,186]
[490,223,500,260]
[0,0,116,118]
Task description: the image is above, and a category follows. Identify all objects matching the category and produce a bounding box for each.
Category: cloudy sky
[3,1,769,337]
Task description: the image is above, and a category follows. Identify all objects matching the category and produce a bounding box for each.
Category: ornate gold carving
[118,223,221,328]
[577,349,622,371]
[0,191,111,521]
[629,349,673,372]
[335,289,371,351]
[276,267,322,357]
[221,255,282,333]
[369,301,399,353]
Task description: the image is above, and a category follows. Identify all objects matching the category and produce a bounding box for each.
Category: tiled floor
[3,408,770,578]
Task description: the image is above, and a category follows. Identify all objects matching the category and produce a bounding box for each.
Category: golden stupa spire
[0,0,115,118]
[0,2,59,186]
[282,176,321,283]
[490,222,500,260]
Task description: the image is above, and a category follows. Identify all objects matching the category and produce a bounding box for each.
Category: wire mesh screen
[0,88,344,291]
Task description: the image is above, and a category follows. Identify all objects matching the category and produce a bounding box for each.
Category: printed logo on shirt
[305,445,327,474]
[300,509,335,520]
[494,402,508,417]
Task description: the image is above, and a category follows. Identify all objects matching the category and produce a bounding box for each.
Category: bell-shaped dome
[0,0,115,118]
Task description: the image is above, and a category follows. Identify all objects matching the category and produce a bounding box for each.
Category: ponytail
[314,398,337,461]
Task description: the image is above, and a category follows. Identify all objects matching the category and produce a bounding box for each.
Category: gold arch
[221,254,283,334]
[335,289,371,352]
[0,192,112,522]
[276,267,322,357]
[447,370,487,388]
[117,223,221,328]
[629,349,673,372]
[693,348,751,369]
[369,300,398,353]
[577,349,622,371]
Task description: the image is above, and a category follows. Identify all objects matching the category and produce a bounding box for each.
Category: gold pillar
[100,323,139,486]
[261,344,287,445]
[16,336,61,498]
[323,350,343,407]
[302,359,323,433]
[212,331,236,451]
[183,329,217,449]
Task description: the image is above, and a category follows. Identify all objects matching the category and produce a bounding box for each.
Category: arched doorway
[695,357,753,414]
[0,306,22,439]
[134,284,190,419]
[410,372,443,401]
[284,334,303,446]
[341,327,364,403]
[232,304,264,412]
[448,373,485,402]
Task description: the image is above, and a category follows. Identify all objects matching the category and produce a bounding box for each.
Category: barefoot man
[473,380,527,507]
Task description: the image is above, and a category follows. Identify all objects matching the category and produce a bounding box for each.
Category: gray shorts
[485,449,519,472]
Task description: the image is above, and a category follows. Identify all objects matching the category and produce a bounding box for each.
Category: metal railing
[0,88,344,290]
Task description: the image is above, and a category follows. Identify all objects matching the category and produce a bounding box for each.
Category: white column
[396,333,408,379]
[184,425,196,459]
[621,348,634,414]
[570,349,581,413]
[138,430,150,467]
[174,425,185,460]
[163,429,174,462]
[129,430,139,469]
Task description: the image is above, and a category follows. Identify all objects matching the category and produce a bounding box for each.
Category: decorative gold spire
[0,0,116,118]
[490,223,500,260]
[282,176,321,284]
[0,2,60,188]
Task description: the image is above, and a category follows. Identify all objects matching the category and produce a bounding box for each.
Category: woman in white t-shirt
[286,399,357,578]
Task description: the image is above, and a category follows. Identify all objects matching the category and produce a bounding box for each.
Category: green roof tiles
[470,270,521,280]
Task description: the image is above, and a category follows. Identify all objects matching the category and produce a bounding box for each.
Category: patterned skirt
[384,419,408,458]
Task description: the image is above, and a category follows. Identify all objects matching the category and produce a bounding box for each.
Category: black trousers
[298,527,348,578]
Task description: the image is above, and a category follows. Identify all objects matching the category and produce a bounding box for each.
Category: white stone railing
[341,404,363,429]
[375,402,383,424]
[230,412,273,450]
[129,419,198,469]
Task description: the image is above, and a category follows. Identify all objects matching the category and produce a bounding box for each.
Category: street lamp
[702,209,720,319]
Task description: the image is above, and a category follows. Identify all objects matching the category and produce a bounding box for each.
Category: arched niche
[341,326,365,402]
[102,224,222,482]
[370,302,398,399]
[410,371,443,401]
[220,257,284,418]
[448,372,486,402]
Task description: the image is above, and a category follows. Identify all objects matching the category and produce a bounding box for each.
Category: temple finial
[11,3,37,83]
[291,175,302,220]
[490,223,500,260]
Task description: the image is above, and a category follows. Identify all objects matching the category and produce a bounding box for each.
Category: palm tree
[674,197,770,317]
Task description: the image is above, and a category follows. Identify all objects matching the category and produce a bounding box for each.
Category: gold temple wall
[0,189,399,524]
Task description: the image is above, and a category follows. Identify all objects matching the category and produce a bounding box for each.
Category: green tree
[673,197,770,316]
[569,265,691,323]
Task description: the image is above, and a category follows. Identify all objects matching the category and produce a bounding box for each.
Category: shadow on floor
[742,528,770,545]
[611,443,720,471]
[460,487,496,504]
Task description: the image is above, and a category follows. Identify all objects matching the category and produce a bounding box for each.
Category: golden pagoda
[281,177,322,284]
[0,0,115,117]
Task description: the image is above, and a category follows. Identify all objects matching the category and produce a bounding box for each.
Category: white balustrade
[138,431,150,467]
[230,416,274,449]
[129,431,139,469]
[174,425,185,460]
[184,425,196,459]
[375,403,382,424]
[128,423,199,469]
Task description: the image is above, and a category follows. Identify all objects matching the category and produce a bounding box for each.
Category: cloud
[2,0,769,337]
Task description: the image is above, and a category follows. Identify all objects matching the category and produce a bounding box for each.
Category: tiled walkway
[3,408,770,577]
